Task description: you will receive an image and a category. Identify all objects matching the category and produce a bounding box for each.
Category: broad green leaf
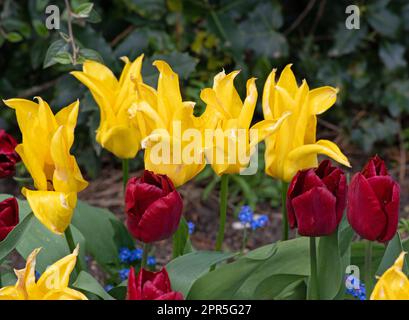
[376,233,408,276]
[73,271,114,300]
[317,232,342,300]
[71,201,122,268]
[72,2,94,18]
[78,48,103,63]
[167,251,236,297]
[43,39,69,68]
[188,238,310,299]
[329,23,368,56]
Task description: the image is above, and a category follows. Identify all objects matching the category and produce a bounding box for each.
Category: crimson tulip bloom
[347,155,400,243]
[0,130,20,178]
[127,267,183,300]
[125,170,183,243]
[287,160,347,236]
[0,197,19,241]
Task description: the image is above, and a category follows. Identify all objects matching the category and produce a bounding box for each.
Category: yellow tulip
[371,252,409,300]
[200,70,290,175]
[71,54,154,159]
[136,60,208,187]
[262,64,350,182]
[0,246,87,300]
[3,97,88,234]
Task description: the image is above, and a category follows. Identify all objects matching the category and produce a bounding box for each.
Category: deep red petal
[292,186,337,236]
[347,173,386,241]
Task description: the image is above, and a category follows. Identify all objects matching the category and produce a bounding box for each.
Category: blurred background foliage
[0,0,408,182]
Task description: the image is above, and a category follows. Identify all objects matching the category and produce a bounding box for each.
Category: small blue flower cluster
[345,276,366,300]
[119,268,130,281]
[119,247,143,264]
[238,206,269,230]
[187,221,195,235]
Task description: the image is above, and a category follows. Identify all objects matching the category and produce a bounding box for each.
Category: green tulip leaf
[167,251,236,297]
[188,238,310,299]
[73,271,114,300]
[376,232,409,277]
[317,232,343,300]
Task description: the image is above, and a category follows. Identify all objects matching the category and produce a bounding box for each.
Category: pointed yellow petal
[249,111,291,149]
[213,70,242,118]
[153,60,183,124]
[284,139,350,181]
[262,69,276,120]
[36,245,79,295]
[22,188,77,235]
[371,253,409,300]
[309,86,338,115]
[82,60,118,90]
[276,64,298,98]
[238,78,258,129]
[200,88,232,119]
[51,126,88,193]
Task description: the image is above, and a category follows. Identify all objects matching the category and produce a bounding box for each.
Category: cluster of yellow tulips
[3,55,350,237]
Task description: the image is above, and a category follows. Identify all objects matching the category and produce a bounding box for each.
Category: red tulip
[125,170,183,243]
[347,155,400,242]
[127,267,183,300]
[0,197,19,241]
[0,130,20,178]
[287,160,347,236]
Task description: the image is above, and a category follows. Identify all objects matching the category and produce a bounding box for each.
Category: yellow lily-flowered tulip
[71,54,154,159]
[262,64,350,182]
[136,61,208,187]
[200,70,290,175]
[371,252,409,300]
[0,246,87,300]
[3,98,88,234]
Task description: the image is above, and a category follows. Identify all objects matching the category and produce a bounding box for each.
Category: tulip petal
[100,125,140,159]
[347,173,387,241]
[309,86,338,115]
[83,59,118,90]
[262,69,276,120]
[367,176,400,242]
[238,78,258,130]
[284,139,350,181]
[130,191,183,242]
[36,245,79,295]
[249,112,291,149]
[371,253,409,300]
[42,287,88,300]
[291,186,337,236]
[23,188,77,235]
[213,70,242,118]
[276,64,298,98]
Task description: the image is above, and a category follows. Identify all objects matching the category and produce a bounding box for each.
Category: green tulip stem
[122,158,130,191]
[64,225,82,276]
[365,240,373,298]
[215,175,229,251]
[141,243,151,269]
[308,237,319,300]
[281,181,289,241]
